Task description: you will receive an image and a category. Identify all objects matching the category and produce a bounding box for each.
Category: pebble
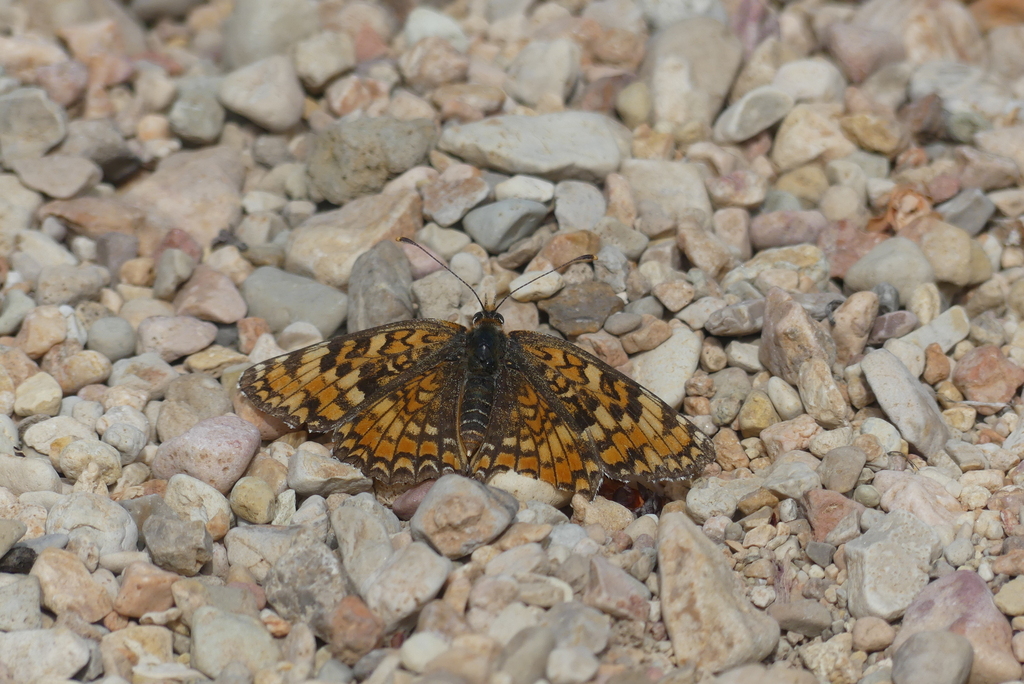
[173,265,248,324]
[307,117,436,205]
[86,316,136,362]
[658,512,779,672]
[438,113,630,182]
[861,349,949,460]
[411,474,516,558]
[845,510,941,620]
[0,627,91,683]
[190,606,281,678]
[219,55,305,132]
[362,541,452,631]
[463,198,549,254]
[264,540,349,632]
[714,86,794,144]
[896,570,1019,684]
[151,415,261,494]
[0,454,60,495]
[30,546,114,622]
[891,630,974,684]
[0,574,42,631]
[546,645,599,684]
[135,315,218,362]
[766,599,833,638]
[845,237,936,303]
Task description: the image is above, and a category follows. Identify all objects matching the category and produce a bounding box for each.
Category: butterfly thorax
[460,314,506,455]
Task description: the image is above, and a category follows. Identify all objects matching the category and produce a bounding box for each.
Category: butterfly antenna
[396,237,487,311]
[494,253,596,312]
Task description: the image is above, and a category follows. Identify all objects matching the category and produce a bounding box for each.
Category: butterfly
[239,239,715,497]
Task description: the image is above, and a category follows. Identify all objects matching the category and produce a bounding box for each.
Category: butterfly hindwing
[506,330,715,485]
[333,361,467,484]
[239,319,464,433]
[471,366,601,495]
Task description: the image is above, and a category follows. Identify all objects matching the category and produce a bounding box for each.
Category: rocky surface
[1,1,1024,684]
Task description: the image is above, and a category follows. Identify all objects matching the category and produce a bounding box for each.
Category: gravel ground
[1,1,1024,684]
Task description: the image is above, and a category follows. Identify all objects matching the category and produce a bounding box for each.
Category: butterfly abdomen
[460,319,506,456]
[460,372,495,455]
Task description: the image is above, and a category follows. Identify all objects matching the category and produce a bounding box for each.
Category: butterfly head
[472,309,504,328]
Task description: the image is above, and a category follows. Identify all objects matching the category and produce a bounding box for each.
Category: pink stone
[759,414,823,461]
[952,345,1024,415]
[866,311,919,346]
[805,489,865,542]
[113,561,180,618]
[749,210,829,252]
[173,265,248,324]
[151,415,261,494]
[895,570,1020,684]
[817,220,888,280]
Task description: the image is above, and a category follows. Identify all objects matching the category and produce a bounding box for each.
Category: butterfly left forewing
[507,330,716,486]
[239,319,463,433]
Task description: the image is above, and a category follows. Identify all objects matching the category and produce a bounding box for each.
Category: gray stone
[497,626,557,684]
[713,86,794,144]
[0,88,66,166]
[899,306,970,353]
[219,55,305,132]
[330,504,394,594]
[891,630,973,684]
[153,248,197,300]
[307,117,437,205]
[845,510,941,620]
[57,118,138,182]
[506,39,581,108]
[766,599,832,637]
[861,349,949,460]
[553,180,606,232]
[46,491,138,556]
[0,290,35,336]
[191,606,281,677]
[169,77,226,145]
[538,601,611,654]
[937,188,995,236]
[582,555,651,621]
[35,265,108,306]
[0,575,42,631]
[0,627,90,682]
[818,446,867,494]
[437,113,631,182]
[242,266,348,336]
[844,238,935,304]
[264,541,349,639]
[0,518,26,558]
[87,316,136,362]
[463,198,549,254]
[141,513,213,577]
[346,240,413,333]
[222,0,320,69]
[362,541,452,630]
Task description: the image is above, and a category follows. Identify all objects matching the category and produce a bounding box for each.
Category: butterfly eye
[472,312,483,324]
[494,313,504,325]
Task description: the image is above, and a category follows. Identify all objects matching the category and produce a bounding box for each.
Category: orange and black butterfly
[239,238,714,497]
